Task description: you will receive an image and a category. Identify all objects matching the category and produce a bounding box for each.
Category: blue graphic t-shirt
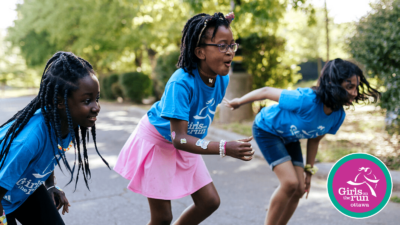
[255,88,346,143]
[0,109,71,214]
[148,68,230,142]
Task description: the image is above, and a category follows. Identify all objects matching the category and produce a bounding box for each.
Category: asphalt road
[1,96,399,225]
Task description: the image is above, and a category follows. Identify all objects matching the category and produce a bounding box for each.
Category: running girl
[114,12,254,225]
[224,59,380,225]
[0,52,109,225]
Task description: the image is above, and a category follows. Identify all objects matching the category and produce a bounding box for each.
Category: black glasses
[199,43,239,53]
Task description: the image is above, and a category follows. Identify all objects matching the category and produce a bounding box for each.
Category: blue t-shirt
[255,88,346,144]
[0,109,71,213]
[148,68,230,142]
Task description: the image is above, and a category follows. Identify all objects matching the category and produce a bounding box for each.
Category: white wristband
[219,140,226,158]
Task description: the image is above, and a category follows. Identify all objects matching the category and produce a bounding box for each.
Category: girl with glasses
[114,12,253,225]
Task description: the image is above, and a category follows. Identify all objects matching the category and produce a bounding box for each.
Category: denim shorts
[253,123,304,170]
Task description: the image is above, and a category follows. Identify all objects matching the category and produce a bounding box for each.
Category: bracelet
[219,140,226,158]
[223,142,227,155]
[304,164,318,175]
[47,185,55,191]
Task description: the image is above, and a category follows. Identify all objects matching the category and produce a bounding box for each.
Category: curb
[128,105,400,192]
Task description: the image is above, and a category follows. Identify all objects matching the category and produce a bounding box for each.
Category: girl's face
[199,25,235,76]
[341,75,359,106]
[67,74,101,128]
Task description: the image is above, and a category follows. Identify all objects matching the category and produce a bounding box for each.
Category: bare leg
[265,161,299,225]
[276,166,305,225]
[174,182,220,225]
[147,198,173,225]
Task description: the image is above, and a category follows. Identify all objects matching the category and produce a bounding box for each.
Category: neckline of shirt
[193,68,218,91]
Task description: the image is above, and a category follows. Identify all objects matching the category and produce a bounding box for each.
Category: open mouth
[88,116,97,122]
[224,60,232,67]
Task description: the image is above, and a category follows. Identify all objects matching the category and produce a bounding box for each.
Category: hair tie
[196,18,211,47]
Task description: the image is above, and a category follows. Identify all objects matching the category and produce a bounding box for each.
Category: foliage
[348,0,400,133]
[153,50,180,99]
[101,74,120,100]
[120,72,152,103]
[241,33,299,89]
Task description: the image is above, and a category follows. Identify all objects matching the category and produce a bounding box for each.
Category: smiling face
[196,25,235,76]
[67,74,101,128]
[341,75,360,106]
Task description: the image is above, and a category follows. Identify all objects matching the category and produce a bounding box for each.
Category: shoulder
[18,109,49,147]
[167,68,195,87]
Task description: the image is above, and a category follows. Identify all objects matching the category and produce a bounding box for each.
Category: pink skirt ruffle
[114,115,212,200]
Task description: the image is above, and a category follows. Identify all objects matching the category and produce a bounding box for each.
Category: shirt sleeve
[278,89,304,113]
[0,141,36,190]
[160,81,191,121]
[328,110,346,135]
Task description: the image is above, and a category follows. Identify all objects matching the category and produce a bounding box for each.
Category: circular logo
[327,153,392,219]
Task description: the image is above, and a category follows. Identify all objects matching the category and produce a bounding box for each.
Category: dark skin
[0,74,101,216]
[147,26,254,225]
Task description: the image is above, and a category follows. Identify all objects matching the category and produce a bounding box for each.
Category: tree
[348,0,400,133]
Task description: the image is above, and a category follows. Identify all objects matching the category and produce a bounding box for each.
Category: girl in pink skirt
[114,12,254,225]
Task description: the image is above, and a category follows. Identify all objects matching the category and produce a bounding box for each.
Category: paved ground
[1,96,400,224]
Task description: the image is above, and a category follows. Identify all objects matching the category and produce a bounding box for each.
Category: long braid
[91,125,110,168]
[0,51,108,190]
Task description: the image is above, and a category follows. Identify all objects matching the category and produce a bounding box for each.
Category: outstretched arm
[223,87,283,110]
[170,119,254,161]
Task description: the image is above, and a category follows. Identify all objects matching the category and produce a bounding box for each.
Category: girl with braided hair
[114,12,254,224]
[224,58,380,225]
[0,51,108,225]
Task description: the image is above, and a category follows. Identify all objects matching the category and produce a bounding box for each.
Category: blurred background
[0,0,399,180]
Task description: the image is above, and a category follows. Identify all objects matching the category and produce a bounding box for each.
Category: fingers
[239,156,253,161]
[51,193,57,207]
[61,196,70,215]
[237,136,253,143]
[305,190,309,199]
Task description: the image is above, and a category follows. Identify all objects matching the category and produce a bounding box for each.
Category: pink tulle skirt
[114,115,212,200]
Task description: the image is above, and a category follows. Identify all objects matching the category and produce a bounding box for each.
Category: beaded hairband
[196,12,235,47]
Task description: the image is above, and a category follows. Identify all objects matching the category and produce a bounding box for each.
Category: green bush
[153,50,180,99]
[101,74,120,100]
[120,72,152,103]
[348,0,400,134]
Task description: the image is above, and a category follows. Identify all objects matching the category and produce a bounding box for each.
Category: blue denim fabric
[253,123,304,170]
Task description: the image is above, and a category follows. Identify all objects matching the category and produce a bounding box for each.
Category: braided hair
[177,12,232,76]
[0,51,109,189]
[313,58,381,111]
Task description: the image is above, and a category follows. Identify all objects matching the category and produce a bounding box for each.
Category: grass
[390,196,400,203]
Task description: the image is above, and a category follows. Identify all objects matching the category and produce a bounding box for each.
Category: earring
[209,78,213,83]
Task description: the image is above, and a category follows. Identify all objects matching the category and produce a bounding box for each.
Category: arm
[170,119,254,160]
[45,171,70,215]
[223,87,283,110]
[0,186,7,214]
[304,134,325,198]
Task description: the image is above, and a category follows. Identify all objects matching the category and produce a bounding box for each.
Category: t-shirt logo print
[347,167,379,197]
[188,98,215,135]
[32,154,60,178]
[193,98,215,127]
[289,125,325,139]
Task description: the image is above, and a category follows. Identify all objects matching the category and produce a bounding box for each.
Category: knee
[281,180,299,195]
[293,185,305,199]
[153,211,173,225]
[201,195,221,213]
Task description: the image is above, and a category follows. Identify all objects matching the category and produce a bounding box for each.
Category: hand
[223,98,241,110]
[304,172,312,199]
[48,187,71,215]
[225,136,254,161]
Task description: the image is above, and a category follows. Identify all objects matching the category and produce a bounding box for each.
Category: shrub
[120,71,152,103]
[101,74,120,100]
[348,0,400,134]
[153,50,180,99]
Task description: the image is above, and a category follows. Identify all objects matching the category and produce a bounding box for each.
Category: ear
[194,46,206,60]
[56,96,66,110]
